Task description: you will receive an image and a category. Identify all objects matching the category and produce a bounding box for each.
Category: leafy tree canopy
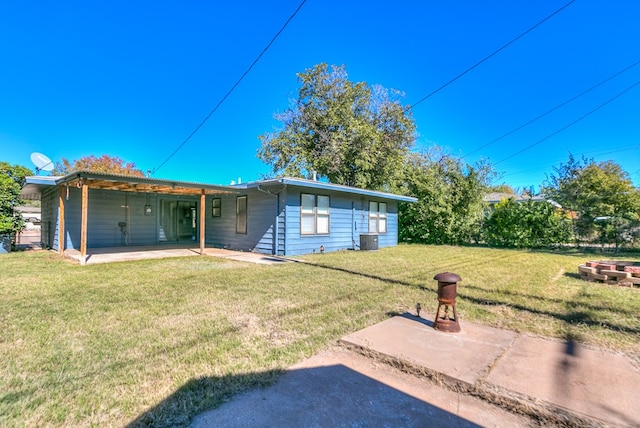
[483,198,573,248]
[52,155,145,177]
[0,162,33,234]
[398,149,494,245]
[488,184,517,194]
[258,63,416,190]
[543,154,640,245]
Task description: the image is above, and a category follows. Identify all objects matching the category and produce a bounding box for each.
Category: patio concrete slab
[340,314,518,385]
[190,346,533,428]
[341,315,640,427]
[64,246,199,264]
[62,246,290,265]
[487,334,640,427]
[203,248,290,265]
[191,315,640,427]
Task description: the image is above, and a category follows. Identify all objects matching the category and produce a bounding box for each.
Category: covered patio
[21,171,239,265]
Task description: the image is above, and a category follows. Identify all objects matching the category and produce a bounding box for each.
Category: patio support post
[58,185,65,255]
[80,180,88,265]
[274,192,279,256]
[200,189,205,255]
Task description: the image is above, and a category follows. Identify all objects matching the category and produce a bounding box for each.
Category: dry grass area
[306,245,640,353]
[1,245,639,427]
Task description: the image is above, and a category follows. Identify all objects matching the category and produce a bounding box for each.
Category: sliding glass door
[159,200,197,242]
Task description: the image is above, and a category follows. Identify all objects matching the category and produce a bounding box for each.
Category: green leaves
[543,155,640,247]
[257,63,415,190]
[483,198,572,248]
[398,150,494,245]
[0,162,32,235]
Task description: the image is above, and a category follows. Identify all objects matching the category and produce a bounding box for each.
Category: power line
[501,145,640,178]
[408,0,575,110]
[152,0,308,176]
[580,144,640,159]
[494,79,640,166]
[462,59,640,159]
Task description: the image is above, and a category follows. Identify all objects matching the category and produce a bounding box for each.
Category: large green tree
[52,155,145,177]
[543,155,640,247]
[258,63,416,190]
[398,149,494,245]
[0,162,33,235]
[483,198,573,248]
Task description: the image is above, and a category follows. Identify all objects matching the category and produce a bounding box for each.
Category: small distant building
[15,206,41,223]
[21,172,416,261]
[483,193,562,208]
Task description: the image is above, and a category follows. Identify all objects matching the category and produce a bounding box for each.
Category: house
[483,193,562,208]
[15,206,41,224]
[21,172,416,263]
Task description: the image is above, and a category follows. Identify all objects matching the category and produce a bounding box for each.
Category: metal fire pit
[433,272,461,333]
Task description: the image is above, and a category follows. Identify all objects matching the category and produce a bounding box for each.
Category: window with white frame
[301,194,330,235]
[369,201,387,233]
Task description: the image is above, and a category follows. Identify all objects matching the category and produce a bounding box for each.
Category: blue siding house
[22,172,416,260]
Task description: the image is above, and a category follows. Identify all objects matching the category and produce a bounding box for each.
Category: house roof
[20,176,59,200]
[21,173,417,202]
[483,193,561,208]
[21,171,238,199]
[237,177,418,202]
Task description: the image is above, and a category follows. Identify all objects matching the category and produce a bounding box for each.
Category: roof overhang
[21,171,238,199]
[20,176,58,200]
[238,177,418,202]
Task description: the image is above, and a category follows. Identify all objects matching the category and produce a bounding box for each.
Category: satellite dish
[30,152,55,174]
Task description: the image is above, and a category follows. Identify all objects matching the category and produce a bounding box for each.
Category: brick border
[578,260,640,287]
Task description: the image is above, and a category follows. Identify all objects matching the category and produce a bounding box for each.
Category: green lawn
[1,245,639,427]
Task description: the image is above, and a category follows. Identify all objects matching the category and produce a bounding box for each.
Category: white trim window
[369,201,387,233]
[301,194,330,235]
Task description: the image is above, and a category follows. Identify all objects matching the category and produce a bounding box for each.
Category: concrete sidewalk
[192,315,640,427]
[341,315,640,427]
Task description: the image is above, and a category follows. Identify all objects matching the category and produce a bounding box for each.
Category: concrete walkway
[192,315,640,427]
[62,246,290,265]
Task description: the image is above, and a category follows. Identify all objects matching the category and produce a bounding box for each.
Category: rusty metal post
[433,272,461,333]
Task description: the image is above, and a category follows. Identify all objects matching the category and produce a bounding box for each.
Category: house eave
[237,177,418,202]
[21,171,239,198]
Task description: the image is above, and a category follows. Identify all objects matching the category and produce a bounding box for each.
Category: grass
[1,245,639,427]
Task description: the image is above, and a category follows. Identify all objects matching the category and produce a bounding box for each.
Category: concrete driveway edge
[339,333,609,428]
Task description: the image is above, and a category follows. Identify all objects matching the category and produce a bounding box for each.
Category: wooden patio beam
[78,178,234,196]
[200,189,205,255]
[80,180,88,265]
[58,185,65,255]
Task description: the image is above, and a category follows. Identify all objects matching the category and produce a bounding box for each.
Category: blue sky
[1,1,638,191]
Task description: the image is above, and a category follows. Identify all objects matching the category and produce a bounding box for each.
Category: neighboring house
[21,172,416,261]
[15,206,41,224]
[483,193,562,209]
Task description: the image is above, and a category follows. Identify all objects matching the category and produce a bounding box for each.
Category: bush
[482,198,573,248]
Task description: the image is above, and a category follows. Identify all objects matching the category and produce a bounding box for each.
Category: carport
[21,172,238,265]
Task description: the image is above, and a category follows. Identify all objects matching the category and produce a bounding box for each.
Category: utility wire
[494,79,640,166]
[502,144,640,177]
[462,59,640,159]
[408,0,575,110]
[152,0,308,176]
